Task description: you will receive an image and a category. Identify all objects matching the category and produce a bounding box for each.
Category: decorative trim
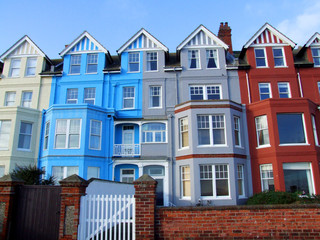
[176,154,247,160]
[175,104,242,114]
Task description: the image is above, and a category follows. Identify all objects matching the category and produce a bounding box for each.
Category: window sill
[0,148,9,151]
[145,70,159,73]
[54,148,80,150]
[235,146,244,149]
[274,66,288,68]
[17,148,31,152]
[188,68,202,70]
[178,147,190,151]
[179,197,191,200]
[206,67,220,70]
[256,144,271,149]
[89,148,101,150]
[238,196,247,199]
[142,142,167,144]
[86,72,98,75]
[148,107,162,109]
[256,66,269,68]
[279,143,310,146]
[24,75,36,78]
[200,196,231,200]
[127,71,140,73]
[122,108,135,110]
[197,144,228,148]
[68,73,81,76]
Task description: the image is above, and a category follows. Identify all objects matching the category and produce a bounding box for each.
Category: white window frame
[146,52,158,71]
[89,120,102,150]
[70,54,81,74]
[234,116,241,147]
[17,121,32,150]
[142,122,167,143]
[272,47,286,67]
[44,121,50,150]
[25,57,37,76]
[128,52,140,72]
[84,88,96,105]
[52,166,79,184]
[254,48,267,68]
[87,166,100,179]
[318,82,320,95]
[4,92,16,106]
[179,117,189,149]
[9,58,21,77]
[255,115,270,148]
[0,120,11,150]
[206,49,219,69]
[237,164,245,198]
[259,83,272,100]
[197,114,226,146]
[180,165,191,199]
[260,164,274,192]
[200,164,230,199]
[188,50,200,69]
[54,119,81,149]
[66,88,78,104]
[312,115,319,146]
[149,86,162,108]
[21,91,33,108]
[0,166,5,178]
[311,48,320,67]
[278,82,291,98]
[123,87,135,109]
[120,169,135,183]
[189,85,222,100]
[86,54,98,73]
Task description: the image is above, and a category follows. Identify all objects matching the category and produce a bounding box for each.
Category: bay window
[277,113,306,145]
[197,115,225,146]
[179,117,189,148]
[255,115,270,147]
[142,123,166,143]
[55,119,81,149]
[260,164,274,191]
[18,122,32,150]
[180,165,191,198]
[52,166,79,183]
[0,120,11,150]
[89,120,101,150]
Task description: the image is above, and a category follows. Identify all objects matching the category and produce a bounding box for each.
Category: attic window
[188,50,200,69]
[70,55,81,74]
[206,50,218,68]
[311,48,320,66]
[254,48,267,67]
[87,54,98,73]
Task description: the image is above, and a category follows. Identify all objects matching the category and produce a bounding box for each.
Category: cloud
[277,1,320,46]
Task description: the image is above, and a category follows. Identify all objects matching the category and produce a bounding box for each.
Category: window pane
[87,54,98,73]
[18,122,32,149]
[255,49,266,67]
[87,167,100,179]
[70,55,81,74]
[206,50,217,68]
[147,52,157,71]
[190,86,203,100]
[10,59,21,77]
[277,114,306,144]
[129,53,139,72]
[255,115,270,146]
[207,86,220,100]
[0,121,11,149]
[188,50,199,69]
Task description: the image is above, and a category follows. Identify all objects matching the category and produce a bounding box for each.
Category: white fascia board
[59,31,109,57]
[243,23,296,49]
[117,28,168,54]
[176,25,229,51]
[305,32,320,47]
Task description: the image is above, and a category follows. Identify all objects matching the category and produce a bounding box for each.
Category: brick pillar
[134,174,157,240]
[0,175,24,240]
[59,174,88,240]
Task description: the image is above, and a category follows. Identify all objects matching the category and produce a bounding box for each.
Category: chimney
[65,45,69,48]
[218,22,233,55]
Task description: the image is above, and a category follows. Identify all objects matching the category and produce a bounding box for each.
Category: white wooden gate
[78,194,135,240]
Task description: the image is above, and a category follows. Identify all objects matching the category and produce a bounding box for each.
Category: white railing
[113,144,140,156]
[78,194,135,240]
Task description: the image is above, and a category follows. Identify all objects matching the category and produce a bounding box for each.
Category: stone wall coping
[133,174,157,183]
[157,204,320,211]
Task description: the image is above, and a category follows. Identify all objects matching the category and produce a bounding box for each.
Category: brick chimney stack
[218,22,233,55]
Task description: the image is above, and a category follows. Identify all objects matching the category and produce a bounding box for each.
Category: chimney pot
[218,22,233,55]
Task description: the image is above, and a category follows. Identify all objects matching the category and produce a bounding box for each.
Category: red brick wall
[155,205,320,239]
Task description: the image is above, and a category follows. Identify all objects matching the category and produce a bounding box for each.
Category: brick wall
[155,205,320,239]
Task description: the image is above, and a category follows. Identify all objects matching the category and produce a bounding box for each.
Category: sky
[1,0,320,60]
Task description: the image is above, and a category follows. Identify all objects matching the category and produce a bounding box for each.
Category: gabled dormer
[300,33,320,67]
[117,28,168,73]
[59,31,111,76]
[240,23,296,69]
[177,25,229,70]
[0,35,52,79]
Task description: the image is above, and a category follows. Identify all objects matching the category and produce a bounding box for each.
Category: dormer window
[86,54,98,73]
[206,50,218,68]
[147,52,157,71]
[273,48,285,67]
[188,50,200,69]
[128,52,139,72]
[70,55,81,74]
[254,48,267,67]
[311,48,320,66]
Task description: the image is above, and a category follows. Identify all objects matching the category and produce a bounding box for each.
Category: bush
[246,191,299,205]
[10,165,55,185]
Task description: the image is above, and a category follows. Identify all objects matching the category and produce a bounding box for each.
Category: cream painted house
[0,36,53,176]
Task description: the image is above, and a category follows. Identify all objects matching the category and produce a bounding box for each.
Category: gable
[185,30,219,47]
[117,29,168,54]
[60,31,109,57]
[244,23,296,48]
[1,35,47,60]
[305,33,320,47]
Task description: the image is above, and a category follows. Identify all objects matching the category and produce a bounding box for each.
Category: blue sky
[1,0,320,59]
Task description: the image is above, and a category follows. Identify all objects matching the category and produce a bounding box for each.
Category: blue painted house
[39,32,115,182]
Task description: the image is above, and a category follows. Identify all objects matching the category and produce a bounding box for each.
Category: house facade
[0,36,53,176]
[39,32,115,182]
[173,25,252,206]
[238,23,320,195]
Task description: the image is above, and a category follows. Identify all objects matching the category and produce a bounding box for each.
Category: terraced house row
[1,22,320,206]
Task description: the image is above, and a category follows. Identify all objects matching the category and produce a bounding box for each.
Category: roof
[0,35,52,64]
[104,55,121,72]
[305,32,320,47]
[59,31,109,57]
[40,58,63,75]
[176,24,229,51]
[117,28,168,54]
[243,23,296,49]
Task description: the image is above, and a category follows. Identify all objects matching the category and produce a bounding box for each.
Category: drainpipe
[246,72,251,104]
[175,71,179,105]
[297,71,304,98]
[37,109,46,176]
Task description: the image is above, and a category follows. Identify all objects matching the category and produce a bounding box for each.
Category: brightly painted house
[173,25,252,206]
[108,29,173,206]
[0,36,53,175]
[39,32,115,182]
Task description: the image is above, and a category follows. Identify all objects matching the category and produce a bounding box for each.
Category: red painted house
[238,23,320,195]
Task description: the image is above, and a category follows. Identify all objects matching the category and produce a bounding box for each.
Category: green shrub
[10,165,55,185]
[246,191,299,205]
